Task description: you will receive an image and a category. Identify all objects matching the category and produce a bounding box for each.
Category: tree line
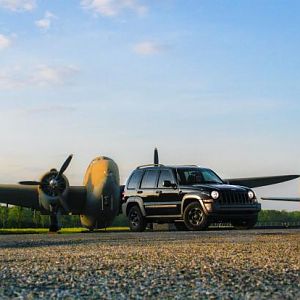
[0,206,299,228]
[0,206,129,228]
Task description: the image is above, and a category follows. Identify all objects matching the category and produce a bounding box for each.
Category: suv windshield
[176,168,223,185]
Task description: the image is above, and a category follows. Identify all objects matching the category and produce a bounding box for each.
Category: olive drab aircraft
[0,149,299,232]
[0,155,120,232]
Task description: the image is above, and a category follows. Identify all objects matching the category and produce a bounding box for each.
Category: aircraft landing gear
[49,213,61,233]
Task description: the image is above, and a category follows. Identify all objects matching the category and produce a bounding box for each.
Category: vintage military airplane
[0,150,298,232]
[0,155,120,232]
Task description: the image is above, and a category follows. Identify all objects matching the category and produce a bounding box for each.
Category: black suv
[122,164,261,231]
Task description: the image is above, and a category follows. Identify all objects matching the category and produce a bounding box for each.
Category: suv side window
[140,170,159,189]
[158,170,174,188]
[127,170,143,189]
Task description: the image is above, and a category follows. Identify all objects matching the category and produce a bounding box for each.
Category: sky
[0,0,299,211]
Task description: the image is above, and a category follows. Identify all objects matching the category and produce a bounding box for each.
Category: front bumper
[203,200,261,220]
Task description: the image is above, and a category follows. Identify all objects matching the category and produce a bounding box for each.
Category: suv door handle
[137,191,143,194]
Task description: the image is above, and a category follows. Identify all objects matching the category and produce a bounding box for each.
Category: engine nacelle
[38,171,70,213]
[80,156,120,229]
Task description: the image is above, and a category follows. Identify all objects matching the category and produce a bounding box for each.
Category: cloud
[0,34,11,50]
[0,0,35,12]
[0,64,79,89]
[31,65,79,86]
[133,41,166,55]
[26,105,77,115]
[81,0,147,17]
[35,11,57,31]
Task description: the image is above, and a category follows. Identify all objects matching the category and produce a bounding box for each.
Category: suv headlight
[248,191,255,200]
[211,191,219,199]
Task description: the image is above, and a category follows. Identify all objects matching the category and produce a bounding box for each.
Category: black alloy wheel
[183,202,208,231]
[128,206,147,232]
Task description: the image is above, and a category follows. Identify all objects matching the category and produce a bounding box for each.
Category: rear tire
[128,206,147,232]
[183,202,208,231]
[231,217,257,230]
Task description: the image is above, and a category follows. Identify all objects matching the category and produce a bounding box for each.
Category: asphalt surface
[0,229,299,299]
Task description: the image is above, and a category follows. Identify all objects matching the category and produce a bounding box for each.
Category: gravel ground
[0,229,299,299]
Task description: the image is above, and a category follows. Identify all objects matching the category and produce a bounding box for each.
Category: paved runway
[0,229,299,299]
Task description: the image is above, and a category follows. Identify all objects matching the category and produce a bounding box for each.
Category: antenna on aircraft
[154,148,159,165]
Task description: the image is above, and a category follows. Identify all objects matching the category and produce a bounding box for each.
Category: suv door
[139,169,160,215]
[155,169,181,216]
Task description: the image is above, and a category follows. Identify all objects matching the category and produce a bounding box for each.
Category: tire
[174,222,188,231]
[183,202,208,231]
[231,217,257,230]
[49,224,59,232]
[128,205,147,232]
[49,215,60,232]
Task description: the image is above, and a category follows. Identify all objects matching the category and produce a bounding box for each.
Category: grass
[0,227,130,234]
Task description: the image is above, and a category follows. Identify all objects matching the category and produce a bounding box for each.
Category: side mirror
[163,180,177,188]
[163,180,172,187]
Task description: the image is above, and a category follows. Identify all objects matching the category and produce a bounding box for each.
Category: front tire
[231,217,257,230]
[183,202,208,231]
[128,206,147,232]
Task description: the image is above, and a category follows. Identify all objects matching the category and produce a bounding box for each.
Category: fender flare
[122,197,146,216]
[181,195,208,215]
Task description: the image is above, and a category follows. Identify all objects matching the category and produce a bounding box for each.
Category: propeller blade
[154,148,159,165]
[19,181,41,186]
[58,196,69,212]
[57,154,73,178]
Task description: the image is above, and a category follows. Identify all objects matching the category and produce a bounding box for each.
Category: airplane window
[158,170,173,188]
[140,170,159,189]
[127,170,143,189]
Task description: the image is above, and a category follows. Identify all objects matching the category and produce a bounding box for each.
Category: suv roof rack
[136,164,165,169]
[176,165,199,167]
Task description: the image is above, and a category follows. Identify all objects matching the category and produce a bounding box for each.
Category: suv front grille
[220,191,253,205]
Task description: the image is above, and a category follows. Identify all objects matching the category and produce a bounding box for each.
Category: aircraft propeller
[19,180,41,186]
[19,154,73,187]
[154,148,159,165]
[56,154,73,179]
[19,154,73,213]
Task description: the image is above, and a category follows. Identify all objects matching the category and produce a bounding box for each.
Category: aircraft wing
[0,184,39,209]
[0,185,87,213]
[224,175,300,188]
[65,186,87,214]
[261,197,300,202]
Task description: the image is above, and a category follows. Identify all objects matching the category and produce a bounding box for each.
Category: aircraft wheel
[49,214,60,233]
[183,202,208,231]
[49,224,59,232]
[128,206,147,232]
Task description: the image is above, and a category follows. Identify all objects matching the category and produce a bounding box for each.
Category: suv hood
[181,183,249,192]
